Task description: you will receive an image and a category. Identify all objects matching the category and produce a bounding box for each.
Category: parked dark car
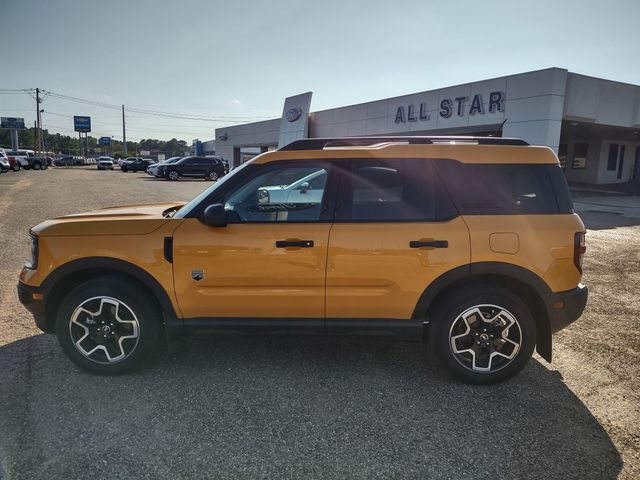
[54,155,84,166]
[158,156,226,181]
[124,158,154,173]
[120,157,143,172]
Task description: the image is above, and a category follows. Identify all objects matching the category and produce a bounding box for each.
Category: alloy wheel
[209,172,218,181]
[68,296,140,364]
[168,171,179,181]
[449,304,522,373]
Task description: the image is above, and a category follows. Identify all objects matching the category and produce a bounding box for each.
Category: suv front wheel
[207,171,219,181]
[55,277,163,374]
[430,285,536,385]
[166,170,180,181]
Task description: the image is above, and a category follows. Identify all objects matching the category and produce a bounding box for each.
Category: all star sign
[394,91,505,124]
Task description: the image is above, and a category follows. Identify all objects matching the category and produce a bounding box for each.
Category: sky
[1,0,639,143]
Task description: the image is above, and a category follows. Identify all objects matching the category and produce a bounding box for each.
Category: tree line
[0,128,190,158]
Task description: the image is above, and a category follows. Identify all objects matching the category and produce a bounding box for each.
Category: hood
[32,202,186,237]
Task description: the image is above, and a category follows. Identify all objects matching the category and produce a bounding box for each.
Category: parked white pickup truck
[4,149,48,171]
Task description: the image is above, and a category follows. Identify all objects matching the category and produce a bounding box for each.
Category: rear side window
[434,160,565,214]
[336,158,456,222]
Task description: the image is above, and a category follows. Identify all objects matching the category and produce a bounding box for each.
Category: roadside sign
[140,150,150,156]
[73,116,91,132]
[1,117,26,129]
[95,147,102,153]
[98,136,112,145]
[157,154,165,161]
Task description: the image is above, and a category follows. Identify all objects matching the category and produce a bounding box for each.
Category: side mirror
[201,203,227,227]
[299,181,311,193]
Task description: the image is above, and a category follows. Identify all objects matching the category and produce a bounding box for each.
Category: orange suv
[17,137,587,384]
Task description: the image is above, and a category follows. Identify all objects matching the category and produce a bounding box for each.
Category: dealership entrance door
[233,145,275,167]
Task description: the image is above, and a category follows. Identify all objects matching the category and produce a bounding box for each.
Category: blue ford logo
[285,107,302,122]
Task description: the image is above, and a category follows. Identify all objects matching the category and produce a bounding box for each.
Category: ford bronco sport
[17,136,587,384]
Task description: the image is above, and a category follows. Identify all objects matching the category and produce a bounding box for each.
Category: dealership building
[214,68,640,187]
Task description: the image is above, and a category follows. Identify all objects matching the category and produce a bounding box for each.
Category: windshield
[174,162,251,219]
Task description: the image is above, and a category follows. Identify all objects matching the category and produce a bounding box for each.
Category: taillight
[574,232,586,273]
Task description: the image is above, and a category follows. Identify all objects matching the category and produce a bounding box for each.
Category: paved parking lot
[0,168,638,479]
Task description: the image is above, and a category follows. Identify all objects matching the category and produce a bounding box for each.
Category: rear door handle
[276,239,314,248]
[409,240,448,248]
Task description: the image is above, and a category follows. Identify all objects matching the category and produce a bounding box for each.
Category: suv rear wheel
[55,277,163,374]
[12,163,20,171]
[430,285,536,384]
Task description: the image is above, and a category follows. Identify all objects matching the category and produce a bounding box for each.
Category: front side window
[336,159,456,222]
[223,163,329,222]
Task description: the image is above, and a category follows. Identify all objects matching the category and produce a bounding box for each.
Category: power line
[40,89,275,122]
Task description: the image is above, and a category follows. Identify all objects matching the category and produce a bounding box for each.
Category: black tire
[430,285,536,385]
[166,170,180,181]
[23,165,31,170]
[12,164,20,172]
[32,161,42,170]
[55,277,163,374]
[122,166,128,172]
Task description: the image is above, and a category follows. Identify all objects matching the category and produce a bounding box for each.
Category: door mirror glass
[299,181,311,193]
[201,203,227,227]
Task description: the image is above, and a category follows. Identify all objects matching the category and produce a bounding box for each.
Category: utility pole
[122,104,127,155]
[35,88,41,154]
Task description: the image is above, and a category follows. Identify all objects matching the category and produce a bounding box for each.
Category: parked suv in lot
[122,158,153,172]
[147,156,182,177]
[17,137,587,384]
[0,150,10,173]
[158,155,225,181]
[96,157,114,170]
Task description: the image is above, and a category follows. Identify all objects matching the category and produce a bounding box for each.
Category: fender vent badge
[191,269,204,281]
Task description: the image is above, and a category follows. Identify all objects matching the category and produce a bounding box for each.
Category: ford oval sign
[285,107,302,123]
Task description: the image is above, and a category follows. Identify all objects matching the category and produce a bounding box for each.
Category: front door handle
[276,239,314,248]
[410,240,448,248]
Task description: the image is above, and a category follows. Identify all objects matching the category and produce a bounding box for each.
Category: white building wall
[215,118,280,166]
[564,74,640,128]
[596,140,640,184]
[307,68,568,152]
[213,68,640,182]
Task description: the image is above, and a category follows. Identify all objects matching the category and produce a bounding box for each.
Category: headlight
[25,234,39,269]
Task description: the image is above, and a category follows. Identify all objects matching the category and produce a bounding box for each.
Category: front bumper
[17,282,52,333]
[545,283,588,333]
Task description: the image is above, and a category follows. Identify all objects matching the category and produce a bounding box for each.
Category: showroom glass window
[223,163,329,222]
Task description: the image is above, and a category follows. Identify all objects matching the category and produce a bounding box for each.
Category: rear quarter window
[434,160,565,214]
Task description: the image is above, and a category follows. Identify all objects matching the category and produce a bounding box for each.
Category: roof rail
[279,136,529,151]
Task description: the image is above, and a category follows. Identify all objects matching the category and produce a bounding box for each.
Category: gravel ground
[0,168,637,479]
